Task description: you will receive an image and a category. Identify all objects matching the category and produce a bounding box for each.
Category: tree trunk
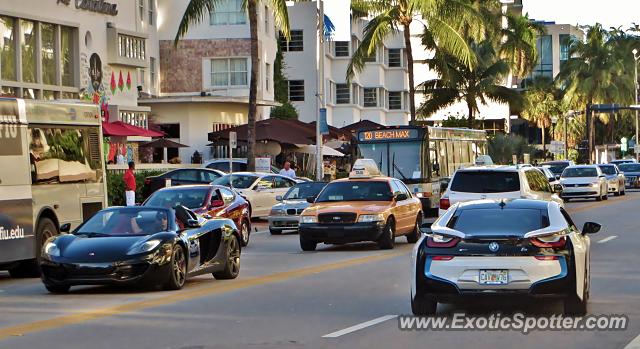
[403,24,416,124]
[540,125,546,157]
[246,0,258,171]
[468,103,474,128]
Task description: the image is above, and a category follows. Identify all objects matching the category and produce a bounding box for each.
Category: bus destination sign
[358,128,420,142]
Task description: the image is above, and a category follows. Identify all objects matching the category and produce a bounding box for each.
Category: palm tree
[499,13,546,79]
[175,0,293,171]
[418,40,522,127]
[348,0,488,123]
[521,76,562,153]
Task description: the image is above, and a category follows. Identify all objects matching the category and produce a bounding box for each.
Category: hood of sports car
[51,234,167,263]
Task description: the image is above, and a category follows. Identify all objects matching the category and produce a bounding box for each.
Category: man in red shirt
[123,161,136,206]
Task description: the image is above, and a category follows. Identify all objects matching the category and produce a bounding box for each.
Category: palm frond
[175,0,217,46]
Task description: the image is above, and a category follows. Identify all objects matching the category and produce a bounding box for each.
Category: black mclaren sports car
[40,206,241,293]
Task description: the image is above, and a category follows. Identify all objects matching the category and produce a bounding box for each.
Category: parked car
[142,168,224,199]
[212,172,301,218]
[597,164,626,196]
[411,199,600,315]
[540,160,575,179]
[610,159,636,166]
[143,185,252,246]
[439,165,563,216]
[617,163,640,188]
[40,206,242,293]
[537,166,561,187]
[203,159,280,174]
[560,165,608,201]
[268,182,327,235]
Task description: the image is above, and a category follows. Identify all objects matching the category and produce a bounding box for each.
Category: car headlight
[301,216,317,223]
[127,239,161,255]
[591,181,599,187]
[358,213,385,223]
[43,242,60,257]
[270,208,285,216]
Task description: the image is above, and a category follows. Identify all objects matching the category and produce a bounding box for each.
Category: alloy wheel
[172,247,186,287]
[228,236,241,276]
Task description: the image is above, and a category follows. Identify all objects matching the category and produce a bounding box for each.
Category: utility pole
[315,0,325,181]
[633,48,639,162]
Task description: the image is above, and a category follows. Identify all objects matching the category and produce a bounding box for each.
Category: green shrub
[107,170,164,206]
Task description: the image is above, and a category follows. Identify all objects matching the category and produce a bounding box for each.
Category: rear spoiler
[430,203,465,239]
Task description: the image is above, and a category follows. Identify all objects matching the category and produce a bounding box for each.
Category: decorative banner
[319,108,329,135]
[118,71,124,92]
[110,72,116,94]
[323,0,351,41]
[126,71,132,90]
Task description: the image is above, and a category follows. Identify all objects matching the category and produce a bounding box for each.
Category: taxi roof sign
[350,159,382,178]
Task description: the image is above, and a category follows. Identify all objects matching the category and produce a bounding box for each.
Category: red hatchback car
[143,185,252,246]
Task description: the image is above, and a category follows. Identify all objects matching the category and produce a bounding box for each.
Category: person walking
[123,161,136,206]
[279,161,296,178]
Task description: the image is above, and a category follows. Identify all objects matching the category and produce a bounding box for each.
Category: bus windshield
[358,141,422,182]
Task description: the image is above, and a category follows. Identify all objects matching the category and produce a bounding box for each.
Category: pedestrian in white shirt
[279,161,296,178]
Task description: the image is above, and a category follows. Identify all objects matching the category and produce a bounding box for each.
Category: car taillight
[534,255,559,261]
[530,235,566,248]
[439,197,450,210]
[431,256,454,261]
[426,235,460,248]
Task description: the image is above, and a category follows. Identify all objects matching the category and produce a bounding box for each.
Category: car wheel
[562,198,570,203]
[411,294,437,315]
[378,219,395,250]
[603,191,608,200]
[596,193,602,201]
[299,235,317,251]
[564,272,588,315]
[45,284,70,294]
[406,216,421,243]
[213,234,241,280]
[239,219,251,247]
[621,187,626,195]
[10,218,58,278]
[269,227,282,235]
[164,245,187,290]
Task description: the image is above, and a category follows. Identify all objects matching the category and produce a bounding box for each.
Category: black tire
[406,216,421,243]
[299,235,317,251]
[564,273,588,315]
[213,235,241,280]
[621,188,626,196]
[11,218,58,278]
[603,192,608,200]
[411,294,437,315]
[269,227,282,235]
[596,194,602,201]
[239,219,251,247]
[377,219,395,250]
[163,245,187,290]
[562,198,570,203]
[45,284,70,294]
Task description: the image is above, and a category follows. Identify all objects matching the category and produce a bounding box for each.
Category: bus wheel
[9,218,57,278]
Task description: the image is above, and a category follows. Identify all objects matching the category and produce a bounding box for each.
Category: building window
[388,91,402,110]
[363,48,376,63]
[60,26,74,86]
[336,83,350,104]
[560,34,570,70]
[139,0,145,21]
[41,23,56,85]
[159,123,180,138]
[334,41,349,57]
[265,62,271,92]
[118,34,146,60]
[287,80,304,101]
[388,48,402,67]
[280,30,303,52]
[352,84,360,106]
[0,17,16,81]
[150,57,156,87]
[210,0,246,25]
[363,88,377,107]
[148,0,155,24]
[211,58,248,86]
[533,35,553,78]
[21,20,36,83]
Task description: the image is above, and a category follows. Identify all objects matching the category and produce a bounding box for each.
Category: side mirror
[60,223,71,233]
[582,222,601,235]
[306,196,316,204]
[186,219,201,228]
[276,195,283,201]
[555,175,561,180]
[210,199,225,208]
[395,193,408,201]
[553,184,563,193]
[419,222,432,234]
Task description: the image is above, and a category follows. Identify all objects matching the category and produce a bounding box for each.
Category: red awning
[102,121,164,137]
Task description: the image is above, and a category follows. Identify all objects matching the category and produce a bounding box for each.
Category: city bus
[357,126,487,215]
[0,98,106,277]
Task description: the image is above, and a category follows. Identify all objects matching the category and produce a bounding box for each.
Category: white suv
[439,166,564,216]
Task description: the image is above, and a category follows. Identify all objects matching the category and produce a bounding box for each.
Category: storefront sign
[57,0,118,16]
[358,129,420,142]
[255,157,272,173]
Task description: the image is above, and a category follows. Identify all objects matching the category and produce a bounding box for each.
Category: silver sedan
[560,165,608,201]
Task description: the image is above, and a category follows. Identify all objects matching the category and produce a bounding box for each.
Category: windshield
[76,208,172,236]
[284,182,326,200]
[316,181,392,202]
[618,164,640,172]
[541,163,569,176]
[358,141,423,182]
[450,171,520,193]
[598,166,617,175]
[450,208,547,236]
[145,188,209,209]
[562,168,597,178]
[213,174,259,189]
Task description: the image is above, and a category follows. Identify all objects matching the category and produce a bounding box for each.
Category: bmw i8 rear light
[530,235,566,248]
[431,255,455,261]
[439,197,450,210]
[426,235,460,248]
[534,255,559,261]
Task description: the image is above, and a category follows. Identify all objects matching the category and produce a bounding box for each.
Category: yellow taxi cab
[298,159,423,251]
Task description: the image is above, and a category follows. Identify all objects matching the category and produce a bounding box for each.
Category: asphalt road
[1,193,640,349]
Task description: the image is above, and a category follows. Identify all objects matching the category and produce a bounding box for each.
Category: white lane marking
[597,236,618,244]
[624,333,640,349]
[322,315,398,338]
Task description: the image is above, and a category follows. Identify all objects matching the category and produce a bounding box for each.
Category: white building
[283,1,410,127]
[142,0,278,163]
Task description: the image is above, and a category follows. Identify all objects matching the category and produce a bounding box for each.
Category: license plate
[479,270,509,285]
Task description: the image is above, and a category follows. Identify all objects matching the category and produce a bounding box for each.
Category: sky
[523,0,640,29]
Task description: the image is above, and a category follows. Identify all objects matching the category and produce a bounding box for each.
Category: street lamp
[633,48,639,161]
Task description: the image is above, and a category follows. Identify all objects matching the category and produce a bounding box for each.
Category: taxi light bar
[534,255,559,261]
[431,256,454,261]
